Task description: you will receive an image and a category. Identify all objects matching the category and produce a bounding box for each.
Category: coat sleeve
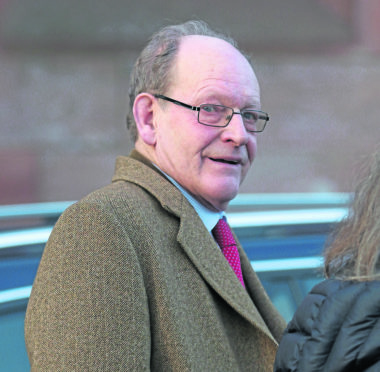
[25,201,151,371]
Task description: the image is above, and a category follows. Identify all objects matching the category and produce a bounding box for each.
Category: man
[25,20,286,371]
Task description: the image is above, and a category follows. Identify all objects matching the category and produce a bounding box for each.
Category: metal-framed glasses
[154,94,269,133]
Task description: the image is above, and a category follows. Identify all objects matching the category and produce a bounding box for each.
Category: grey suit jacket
[25,152,286,371]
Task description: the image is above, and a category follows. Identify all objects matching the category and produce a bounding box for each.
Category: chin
[221,183,240,199]
[209,188,239,211]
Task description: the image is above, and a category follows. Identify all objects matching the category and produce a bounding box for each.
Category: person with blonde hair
[274,150,380,371]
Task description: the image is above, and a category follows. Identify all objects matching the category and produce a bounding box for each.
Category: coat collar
[112,153,277,344]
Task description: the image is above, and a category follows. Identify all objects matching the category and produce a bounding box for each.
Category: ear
[133,93,157,146]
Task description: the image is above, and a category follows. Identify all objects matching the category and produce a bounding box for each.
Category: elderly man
[25,20,285,371]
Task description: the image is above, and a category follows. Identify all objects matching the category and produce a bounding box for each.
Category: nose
[220,112,250,146]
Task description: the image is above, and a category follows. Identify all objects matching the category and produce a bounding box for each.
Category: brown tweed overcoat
[25,152,286,371]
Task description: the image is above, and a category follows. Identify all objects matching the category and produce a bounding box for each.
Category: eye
[242,111,258,122]
[200,104,217,113]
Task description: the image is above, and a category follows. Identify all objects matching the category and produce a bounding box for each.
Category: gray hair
[126,20,241,142]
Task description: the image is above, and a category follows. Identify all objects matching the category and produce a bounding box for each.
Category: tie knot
[212,218,236,249]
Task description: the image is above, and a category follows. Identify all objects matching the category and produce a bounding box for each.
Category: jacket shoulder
[274,279,380,371]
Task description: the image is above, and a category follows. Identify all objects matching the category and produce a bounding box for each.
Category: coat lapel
[177,206,277,343]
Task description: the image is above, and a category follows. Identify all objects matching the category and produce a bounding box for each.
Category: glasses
[154,94,269,133]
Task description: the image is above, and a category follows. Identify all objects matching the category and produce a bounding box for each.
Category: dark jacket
[274,278,380,372]
[25,153,285,371]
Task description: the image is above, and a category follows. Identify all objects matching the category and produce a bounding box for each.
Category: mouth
[209,157,241,165]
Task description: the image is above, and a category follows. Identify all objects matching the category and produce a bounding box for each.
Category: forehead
[169,35,259,103]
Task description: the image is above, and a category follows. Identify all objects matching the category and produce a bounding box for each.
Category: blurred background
[1,0,380,204]
[1,2,380,369]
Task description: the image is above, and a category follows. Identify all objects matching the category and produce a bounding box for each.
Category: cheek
[247,136,258,163]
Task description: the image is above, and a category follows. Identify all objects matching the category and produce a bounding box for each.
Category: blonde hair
[324,150,380,280]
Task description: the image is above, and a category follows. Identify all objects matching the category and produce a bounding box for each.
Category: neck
[134,140,157,164]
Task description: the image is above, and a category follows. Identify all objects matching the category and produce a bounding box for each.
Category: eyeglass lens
[198,104,266,132]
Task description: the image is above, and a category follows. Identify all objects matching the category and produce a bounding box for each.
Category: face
[151,35,260,211]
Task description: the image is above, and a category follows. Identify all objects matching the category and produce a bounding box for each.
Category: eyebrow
[196,94,261,110]
[244,103,262,111]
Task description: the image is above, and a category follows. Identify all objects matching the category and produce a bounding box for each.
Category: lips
[209,157,241,165]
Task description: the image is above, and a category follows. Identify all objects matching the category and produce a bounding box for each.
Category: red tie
[212,218,245,288]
